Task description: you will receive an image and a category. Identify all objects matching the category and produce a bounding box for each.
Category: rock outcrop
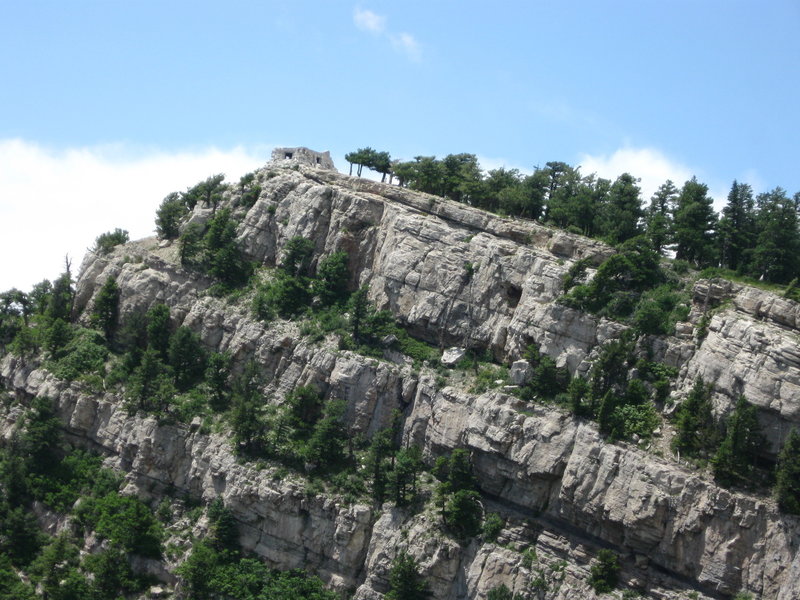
[4,162,800,599]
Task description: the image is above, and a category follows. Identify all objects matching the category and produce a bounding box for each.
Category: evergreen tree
[203,209,252,288]
[207,498,239,553]
[21,397,62,475]
[92,228,129,255]
[440,153,482,204]
[443,489,483,540]
[645,180,678,254]
[156,191,188,239]
[285,385,323,439]
[751,188,800,283]
[404,156,444,195]
[304,399,347,472]
[433,448,476,493]
[542,163,583,228]
[673,177,718,267]
[717,181,756,272]
[389,446,423,506]
[46,265,74,323]
[127,348,175,414]
[487,584,520,600]
[365,428,394,504]
[44,317,71,357]
[313,251,350,307]
[205,352,231,412]
[349,285,370,344]
[179,223,204,266]
[671,378,719,458]
[28,279,53,315]
[91,276,120,342]
[775,428,800,514]
[230,361,265,456]
[281,236,315,278]
[372,150,393,182]
[386,551,429,600]
[168,326,207,392]
[589,549,620,593]
[598,173,644,245]
[712,396,765,487]
[146,304,171,359]
[183,174,226,214]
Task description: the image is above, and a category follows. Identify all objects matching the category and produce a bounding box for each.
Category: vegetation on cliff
[1,161,799,599]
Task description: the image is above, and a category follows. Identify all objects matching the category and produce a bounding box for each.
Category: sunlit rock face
[4,162,797,599]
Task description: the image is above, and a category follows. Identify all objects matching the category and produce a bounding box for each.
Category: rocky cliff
[3,161,799,599]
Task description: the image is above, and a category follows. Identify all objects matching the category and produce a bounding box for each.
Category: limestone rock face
[670,280,800,452]
[6,164,800,599]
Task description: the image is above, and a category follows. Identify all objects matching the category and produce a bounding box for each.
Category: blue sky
[2,1,799,290]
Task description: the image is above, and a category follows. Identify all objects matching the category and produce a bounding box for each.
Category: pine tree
[712,396,765,487]
[146,304,171,359]
[168,326,207,392]
[390,446,423,506]
[386,551,429,600]
[598,173,644,245]
[673,177,718,267]
[775,428,800,514]
[91,276,120,342]
[349,286,370,344]
[155,191,187,239]
[230,361,264,456]
[717,181,756,272]
[46,264,74,322]
[205,352,231,412]
[672,378,718,458]
[313,251,350,307]
[751,188,800,283]
[645,180,678,254]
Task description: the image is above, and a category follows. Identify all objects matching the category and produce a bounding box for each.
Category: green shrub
[471,365,509,394]
[612,402,660,441]
[482,512,504,542]
[77,492,163,558]
[239,184,262,209]
[47,328,108,381]
[92,228,129,255]
[84,546,142,598]
[589,549,620,593]
[253,274,311,319]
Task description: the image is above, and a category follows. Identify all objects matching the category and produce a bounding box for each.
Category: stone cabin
[270,147,336,171]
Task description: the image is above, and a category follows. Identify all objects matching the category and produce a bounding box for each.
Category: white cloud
[390,32,422,62]
[476,155,532,176]
[0,139,266,292]
[577,147,695,204]
[353,7,421,61]
[353,8,386,34]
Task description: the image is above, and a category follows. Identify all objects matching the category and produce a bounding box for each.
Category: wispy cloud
[390,32,422,62]
[353,7,422,62]
[578,146,694,204]
[0,139,266,291]
[353,8,386,34]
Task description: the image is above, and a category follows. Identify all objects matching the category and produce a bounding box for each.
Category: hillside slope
[3,160,800,599]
